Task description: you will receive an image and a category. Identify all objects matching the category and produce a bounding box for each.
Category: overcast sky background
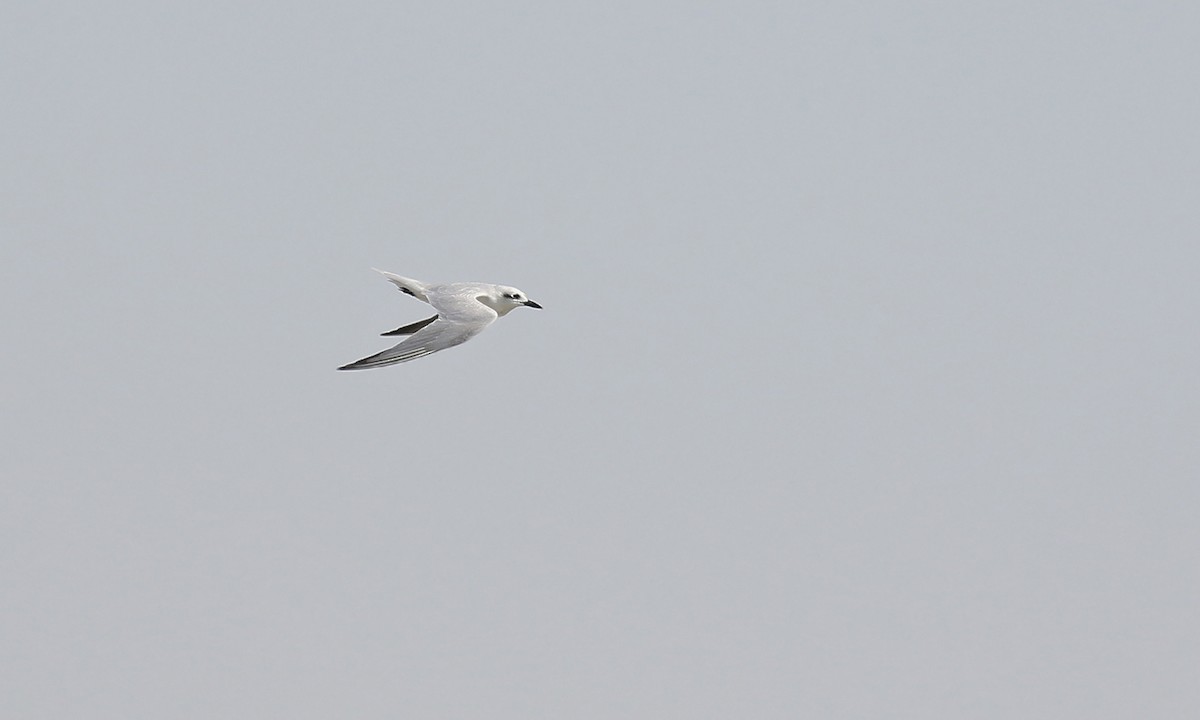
[3,2,1198,718]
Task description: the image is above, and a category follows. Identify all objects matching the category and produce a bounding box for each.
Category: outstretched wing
[380,314,438,336]
[373,269,430,303]
[338,315,494,370]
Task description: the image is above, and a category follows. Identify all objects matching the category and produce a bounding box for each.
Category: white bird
[338,269,543,370]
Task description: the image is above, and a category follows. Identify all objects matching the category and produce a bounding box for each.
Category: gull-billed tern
[338,269,542,370]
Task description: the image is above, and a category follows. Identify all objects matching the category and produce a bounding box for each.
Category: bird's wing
[380,314,439,336]
[338,313,495,370]
[426,284,501,320]
[373,269,430,303]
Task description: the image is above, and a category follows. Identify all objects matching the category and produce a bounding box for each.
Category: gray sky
[3,2,1198,718]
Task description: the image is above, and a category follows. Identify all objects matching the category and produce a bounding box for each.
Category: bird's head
[492,286,543,315]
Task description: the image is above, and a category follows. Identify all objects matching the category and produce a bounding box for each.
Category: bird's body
[338,270,542,370]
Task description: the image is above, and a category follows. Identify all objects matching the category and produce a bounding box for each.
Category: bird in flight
[338,269,542,370]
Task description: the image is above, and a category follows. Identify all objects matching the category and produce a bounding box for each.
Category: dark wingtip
[381,314,439,336]
[337,358,371,371]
